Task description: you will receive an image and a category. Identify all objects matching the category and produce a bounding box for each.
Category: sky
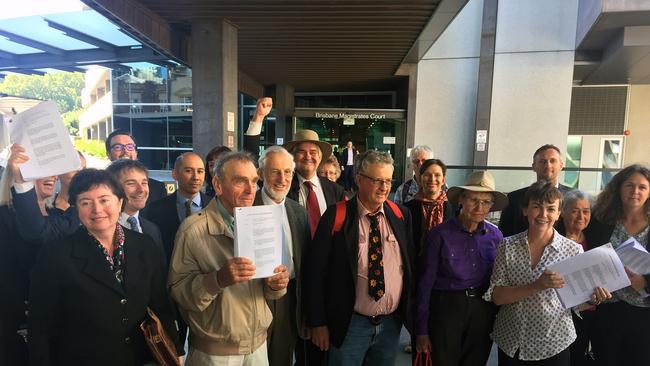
[0,0,86,19]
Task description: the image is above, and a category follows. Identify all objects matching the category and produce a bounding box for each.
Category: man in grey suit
[255,145,311,366]
[106,159,164,253]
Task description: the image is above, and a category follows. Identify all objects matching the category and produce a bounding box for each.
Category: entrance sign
[343,116,355,125]
[383,136,396,144]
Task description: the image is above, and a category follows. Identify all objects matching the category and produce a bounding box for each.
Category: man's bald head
[172,152,206,198]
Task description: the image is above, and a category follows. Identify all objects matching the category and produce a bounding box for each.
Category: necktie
[185,200,193,219]
[304,181,321,237]
[126,215,141,233]
[367,213,385,301]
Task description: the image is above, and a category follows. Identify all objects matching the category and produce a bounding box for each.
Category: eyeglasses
[110,143,136,152]
[467,198,494,208]
[358,173,393,187]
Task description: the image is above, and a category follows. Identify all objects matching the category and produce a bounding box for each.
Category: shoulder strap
[385,199,404,220]
[331,201,348,236]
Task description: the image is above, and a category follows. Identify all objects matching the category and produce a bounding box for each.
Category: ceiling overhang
[574,1,650,85]
[85,0,465,92]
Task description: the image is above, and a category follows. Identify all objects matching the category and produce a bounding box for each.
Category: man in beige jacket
[168,151,289,366]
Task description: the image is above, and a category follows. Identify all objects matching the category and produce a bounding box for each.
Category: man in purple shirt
[414,171,507,366]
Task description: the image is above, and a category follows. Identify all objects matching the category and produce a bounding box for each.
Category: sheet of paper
[615,237,650,275]
[234,204,283,279]
[8,101,81,180]
[548,244,631,309]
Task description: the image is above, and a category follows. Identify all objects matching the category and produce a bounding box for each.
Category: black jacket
[141,192,210,264]
[146,178,167,205]
[302,199,414,347]
[28,226,180,366]
[404,199,456,256]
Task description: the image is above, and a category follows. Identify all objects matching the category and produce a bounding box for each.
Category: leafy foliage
[0,72,84,113]
[74,138,106,159]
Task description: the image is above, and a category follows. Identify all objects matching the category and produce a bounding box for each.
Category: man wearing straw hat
[283,129,346,237]
[414,170,507,366]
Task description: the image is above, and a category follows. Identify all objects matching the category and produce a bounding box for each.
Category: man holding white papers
[254,146,310,366]
[168,151,288,366]
[484,181,610,365]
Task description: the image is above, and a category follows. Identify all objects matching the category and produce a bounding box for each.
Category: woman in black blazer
[404,159,455,257]
[584,164,650,366]
[28,169,181,366]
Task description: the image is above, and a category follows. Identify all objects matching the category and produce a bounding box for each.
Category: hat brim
[447,186,509,212]
[283,139,333,159]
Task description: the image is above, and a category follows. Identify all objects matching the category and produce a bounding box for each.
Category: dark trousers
[267,279,298,366]
[590,301,650,366]
[569,310,595,366]
[498,348,570,366]
[427,291,496,366]
[343,166,355,191]
[295,339,327,366]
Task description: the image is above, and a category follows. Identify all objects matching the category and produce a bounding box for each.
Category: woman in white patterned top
[484,181,610,365]
[585,164,650,366]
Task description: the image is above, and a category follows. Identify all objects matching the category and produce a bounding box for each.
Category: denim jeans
[328,313,401,366]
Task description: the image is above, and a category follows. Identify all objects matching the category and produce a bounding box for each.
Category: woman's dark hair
[419,158,447,177]
[593,164,650,223]
[522,181,562,208]
[205,146,232,196]
[68,169,125,206]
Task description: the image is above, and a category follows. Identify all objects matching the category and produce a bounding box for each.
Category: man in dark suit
[142,152,210,264]
[105,129,167,204]
[303,150,414,366]
[498,144,572,237]
[255,145,310,366]
[106,159,164,253]
[339,140,357,191]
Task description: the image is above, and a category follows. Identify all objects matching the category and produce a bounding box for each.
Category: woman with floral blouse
[485,181,610,366]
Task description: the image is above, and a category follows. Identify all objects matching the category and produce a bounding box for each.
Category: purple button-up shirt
[415,218,502,335]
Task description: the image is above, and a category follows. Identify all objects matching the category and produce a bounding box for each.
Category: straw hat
[283,129,332,158]
[446,171,508,212]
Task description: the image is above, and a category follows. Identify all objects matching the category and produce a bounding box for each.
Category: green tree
[0,72,84,113]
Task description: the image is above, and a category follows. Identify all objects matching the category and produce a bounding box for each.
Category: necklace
[567,232,583,243]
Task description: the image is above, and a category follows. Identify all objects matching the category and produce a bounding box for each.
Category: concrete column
[273,84,295,144]
[191,19,238,159]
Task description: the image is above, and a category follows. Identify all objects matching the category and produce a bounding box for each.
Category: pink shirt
[354,199,403,316]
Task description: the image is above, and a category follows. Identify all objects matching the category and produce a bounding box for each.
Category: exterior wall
[624,84,650,166]
[413,0,483,186]
[487,0,579,192]
[80,68,112,136]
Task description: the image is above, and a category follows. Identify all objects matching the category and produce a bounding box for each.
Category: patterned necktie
[367,213,385,301]
[185,199,193,219]
[126,215,141,233]
[304,181,321,237]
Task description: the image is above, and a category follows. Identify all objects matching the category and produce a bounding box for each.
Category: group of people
[1,96,649,366]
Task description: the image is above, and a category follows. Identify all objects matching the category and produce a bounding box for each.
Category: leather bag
[140,307,180,366]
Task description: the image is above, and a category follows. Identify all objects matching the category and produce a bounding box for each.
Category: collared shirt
[415,218,502,335]
[118,211,142,233]
[261,188,295,278]
[215,197,235,234]
[297,174,327,215]
[346,148,354,165]
[609,223,650,307]
[89,224,126,285]
[393,177,419,205]
[176,192,202,221]
[484,230,582,361]
[354,199,403,316]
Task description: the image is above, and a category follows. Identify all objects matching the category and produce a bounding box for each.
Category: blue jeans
[328,313,401,366]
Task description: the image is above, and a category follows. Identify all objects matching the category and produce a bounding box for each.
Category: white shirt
[484,230,583,361]
[261,188,295,278]
[346,148,354,165]
[118,211,142,233]
[297,174,327,216]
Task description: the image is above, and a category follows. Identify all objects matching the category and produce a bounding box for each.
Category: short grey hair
[259,146,296,172]
[410,145,434,159]
[214,151,256,180]
[561,189,593,213]
[174,152,203,171]
[355,150,394,176]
